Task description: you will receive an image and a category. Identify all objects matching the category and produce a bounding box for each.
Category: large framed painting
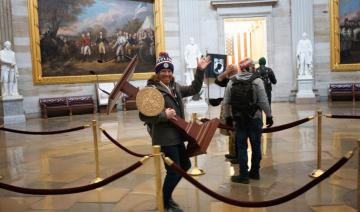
[330,0,360,71]
[28,0,164,84]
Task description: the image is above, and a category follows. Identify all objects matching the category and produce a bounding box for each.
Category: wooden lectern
[107,56,139,115]
[107,56,219,157]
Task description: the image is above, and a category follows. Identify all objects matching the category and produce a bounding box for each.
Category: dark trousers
[266,89,272,108]
[161,143,191,207]
[235,118,263,179]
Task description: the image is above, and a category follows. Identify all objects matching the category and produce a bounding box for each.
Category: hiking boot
[231,175,249,184]
[164,205,184,212]
[229,158,238,164]
[249,171,260,180]
[169,198,180,208]
[225,154,236,159]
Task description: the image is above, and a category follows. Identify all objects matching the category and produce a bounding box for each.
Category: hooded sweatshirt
[223,71,271,120]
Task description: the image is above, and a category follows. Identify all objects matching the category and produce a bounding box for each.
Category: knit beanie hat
[239,58,254,71]
[259,57,266,65]
[155,52,174,74]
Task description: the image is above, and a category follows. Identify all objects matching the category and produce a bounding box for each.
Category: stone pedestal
[0,95,26,124]
[185,83,208,120]
[296,76,316,103]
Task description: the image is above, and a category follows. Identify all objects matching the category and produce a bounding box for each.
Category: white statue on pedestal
[0,41,19,96]
[184,37,202,86]
[296,32,313,78]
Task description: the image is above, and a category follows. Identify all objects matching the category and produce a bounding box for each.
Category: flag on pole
[225,33,235,64]
[134,3,147,19]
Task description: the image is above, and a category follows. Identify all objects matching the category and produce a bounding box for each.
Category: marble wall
[3,0,360,117]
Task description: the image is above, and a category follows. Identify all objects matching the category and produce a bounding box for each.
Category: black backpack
[258,67,272,90]
[230,73,259,126]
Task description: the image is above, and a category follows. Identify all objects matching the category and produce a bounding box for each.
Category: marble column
[179,0,208,115]
[290,0,317,101]
[0,0,13,44]
[179,0,201,61]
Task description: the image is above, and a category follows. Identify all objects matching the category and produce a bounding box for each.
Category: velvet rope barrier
[262,116,315,133]
[100,128,151,158]
[0,125,90,135]
[0,156,149,195]
[163,147,356,208]
[200,116,315,134]
[325,114,360,119]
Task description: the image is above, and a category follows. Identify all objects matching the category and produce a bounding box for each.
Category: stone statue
[296,32,313,78]
[0,41,19,96]
[184,37,202,86]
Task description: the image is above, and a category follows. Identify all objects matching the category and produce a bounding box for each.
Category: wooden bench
[39,95,95,118]
[328,83,360,102]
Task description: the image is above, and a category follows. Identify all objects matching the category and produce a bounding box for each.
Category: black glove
[266,116,273,128]
[225,117,233,127]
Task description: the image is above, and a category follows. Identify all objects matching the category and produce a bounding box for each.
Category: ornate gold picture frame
[28,0,164,84]
[330,0,360,71]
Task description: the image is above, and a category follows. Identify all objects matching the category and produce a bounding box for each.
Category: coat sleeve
[139,111,168,125]
[268,68,277,84]
[223,80,233,118]
[178,69,204,98]
[215,78,229,87]
[254,78,271,117]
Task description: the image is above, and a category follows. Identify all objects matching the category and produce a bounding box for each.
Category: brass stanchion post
[309,110,325,178]
[153,145,164,212]
[188,113,205,176]
[91,120,103,183]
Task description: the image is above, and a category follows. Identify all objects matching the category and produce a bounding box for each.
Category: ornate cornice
[211,0,278,8]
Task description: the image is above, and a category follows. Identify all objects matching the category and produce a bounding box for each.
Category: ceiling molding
[211,0,278,8]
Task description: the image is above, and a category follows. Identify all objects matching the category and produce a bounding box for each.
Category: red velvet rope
[325,114,360,119]
[166,153,350,207]
[0,125,88,135]
[200,117,314,133]
[262,117,313,133]
[0,160,143,195]
[101,129,151,158]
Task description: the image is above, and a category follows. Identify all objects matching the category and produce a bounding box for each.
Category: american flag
[225,32,252,65]
[225,33,234,64]
[134,3,147,18]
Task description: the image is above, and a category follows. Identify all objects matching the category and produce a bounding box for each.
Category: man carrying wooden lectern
[139,52,210,212]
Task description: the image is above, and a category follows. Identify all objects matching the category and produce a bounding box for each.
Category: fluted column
[0,0,13,44]
[290,0,314,92]
[179,0,201,73]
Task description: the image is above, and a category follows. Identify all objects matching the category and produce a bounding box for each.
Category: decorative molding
[211,0,278,8]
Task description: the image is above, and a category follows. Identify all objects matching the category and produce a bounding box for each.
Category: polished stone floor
[0,102,359,212]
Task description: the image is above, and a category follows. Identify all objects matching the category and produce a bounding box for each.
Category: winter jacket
[139,70,204,146]
[223,71,271,120]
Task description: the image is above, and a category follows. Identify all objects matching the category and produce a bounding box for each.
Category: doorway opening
[224,17,267,66]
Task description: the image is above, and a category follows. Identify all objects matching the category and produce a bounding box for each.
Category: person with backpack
[215,64,239,163]
[256,57,277,108]
[139,52,211,212]
[223,58,273,184]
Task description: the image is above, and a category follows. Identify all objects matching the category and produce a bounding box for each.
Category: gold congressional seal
[136,87,164,116]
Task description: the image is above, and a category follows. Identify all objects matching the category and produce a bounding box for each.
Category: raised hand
[197,55,211,71]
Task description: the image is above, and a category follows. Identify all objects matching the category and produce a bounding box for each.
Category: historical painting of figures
[330,0,360,71]
[28,0,164,84]
[206,53,227,78]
